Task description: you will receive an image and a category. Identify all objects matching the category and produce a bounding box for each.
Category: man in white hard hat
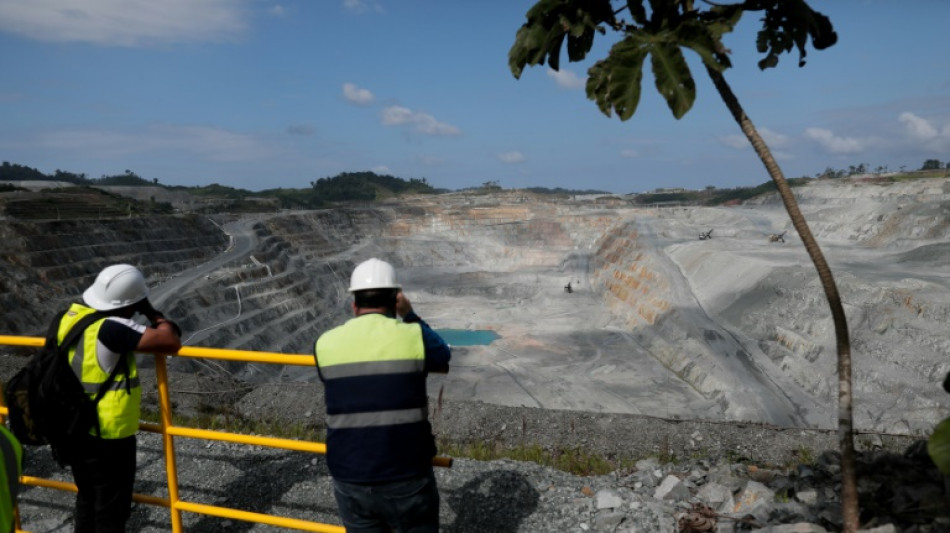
[61,264,182,533]
[314,258,451,532]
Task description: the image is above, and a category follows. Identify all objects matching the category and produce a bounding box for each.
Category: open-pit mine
[3,177,950,437]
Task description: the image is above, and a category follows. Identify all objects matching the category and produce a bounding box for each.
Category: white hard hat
[82,264,150,311]
[348,258,401,292]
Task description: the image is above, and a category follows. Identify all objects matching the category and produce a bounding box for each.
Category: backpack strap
[55,310,127,402]
[50,309,124,438]
[43,310,68,350]
[53,310,108,354]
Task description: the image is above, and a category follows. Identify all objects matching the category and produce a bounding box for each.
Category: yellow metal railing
[0,335,453,533]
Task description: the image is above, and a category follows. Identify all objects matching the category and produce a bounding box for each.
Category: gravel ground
[13,424,944,533]
[9,364,934,533]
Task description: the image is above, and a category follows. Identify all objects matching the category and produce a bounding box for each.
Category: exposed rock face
[2,180,950,437]
[0,215,227,334]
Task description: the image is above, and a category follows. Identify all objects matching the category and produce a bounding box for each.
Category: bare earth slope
[2,178,949,438]
[5,179,950,532]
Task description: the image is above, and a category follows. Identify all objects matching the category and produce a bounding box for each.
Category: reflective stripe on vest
[315,313,425,430]
[327,407,428,429]
[0,425,22,533]
[61,303,142,439]
[317,358,423,380]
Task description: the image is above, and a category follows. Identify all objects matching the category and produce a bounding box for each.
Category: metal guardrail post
[155,353,185,533]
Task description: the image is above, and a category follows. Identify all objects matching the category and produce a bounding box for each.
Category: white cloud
[342,0,383,14]
[803,127,866,155]
[497,151,525,164]
[546,68,586,90]
[342,83,375,106]
[36,125,275,162]
[380,106,461,136]
[0,0,248,46]
[719,127,788,150]
[371,165,391,174]
[899,112,939,140]
[759,127,790,148]
[719,134,748,149]
[620,149,639,158]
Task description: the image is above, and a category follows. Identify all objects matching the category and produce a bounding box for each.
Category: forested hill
[0,162,442,209]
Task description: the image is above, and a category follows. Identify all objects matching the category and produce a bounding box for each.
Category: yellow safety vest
[315,313,433,482]
[0,425,22,533]
[61,303,142,439]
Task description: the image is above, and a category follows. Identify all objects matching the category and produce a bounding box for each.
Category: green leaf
[586,38,647,121]
[650,42,695,119]
[674,19,731,72]
[509,18,567,78]
[751,0,837,70]
[509,0,616,78]
[626,0,647,25]
[928,417,950,476]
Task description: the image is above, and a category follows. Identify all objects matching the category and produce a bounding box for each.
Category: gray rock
[593,510,626,532]
[695,481,733,509]
[595,489,624,510]
[795,488,818,505]
[732,480,775,523]
[653,474,690,501]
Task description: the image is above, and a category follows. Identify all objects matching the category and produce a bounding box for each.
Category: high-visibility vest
[315,313,433,483]
[61,303,142,439]
[1,424,22,533]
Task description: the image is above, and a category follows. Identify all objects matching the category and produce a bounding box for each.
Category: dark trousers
[332,470,440,533]
[69,435,136,533]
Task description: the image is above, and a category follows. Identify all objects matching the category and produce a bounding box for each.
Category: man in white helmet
[60,263,182,533]
[314,258,451,532]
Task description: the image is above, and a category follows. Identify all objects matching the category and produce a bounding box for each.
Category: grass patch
[436,438,638,476]
[140,407,325,442]
[139,409,818,478]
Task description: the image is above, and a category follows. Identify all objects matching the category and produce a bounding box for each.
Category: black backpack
[3,310,125,466]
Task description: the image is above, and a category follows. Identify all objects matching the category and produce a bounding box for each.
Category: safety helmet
[82,264,150,311]
[348,258,401,292]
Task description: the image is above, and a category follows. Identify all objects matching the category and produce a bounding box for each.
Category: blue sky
[1,1,948,194]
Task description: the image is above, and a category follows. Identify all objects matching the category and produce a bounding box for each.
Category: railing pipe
[19,476,170,508]
[174,501,344,533]
[155,353,186,533]
[0,336,452,532]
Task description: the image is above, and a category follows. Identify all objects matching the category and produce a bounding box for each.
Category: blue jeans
[332,471,440,533]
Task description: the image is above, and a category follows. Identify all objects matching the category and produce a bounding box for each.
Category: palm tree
[509,1,859,530]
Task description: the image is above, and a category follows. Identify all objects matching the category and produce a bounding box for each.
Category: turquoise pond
[434,329,500,346]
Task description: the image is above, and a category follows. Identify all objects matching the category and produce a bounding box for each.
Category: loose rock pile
[15,429,948,532]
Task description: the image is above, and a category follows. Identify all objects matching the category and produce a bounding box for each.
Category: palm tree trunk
[705,65,859,532]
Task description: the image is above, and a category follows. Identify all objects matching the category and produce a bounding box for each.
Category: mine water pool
[435,329,500,346]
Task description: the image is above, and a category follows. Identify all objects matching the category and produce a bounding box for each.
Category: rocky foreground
[14,425,949,533]
[11,374,949,533]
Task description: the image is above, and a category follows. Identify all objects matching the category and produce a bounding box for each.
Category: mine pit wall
[683,180,950,434]
[164,210,391,378]
[6,188,943,435]
[0,216,228,335]
[587,214,830,428]
[747,179,950,249]
[588,220,732,411]
[194,202,818,426]
[166,202,622,380]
